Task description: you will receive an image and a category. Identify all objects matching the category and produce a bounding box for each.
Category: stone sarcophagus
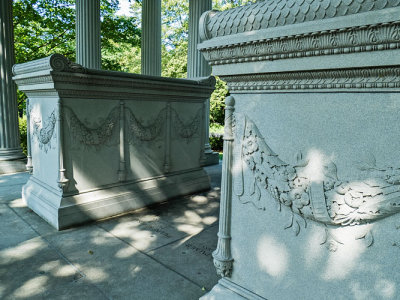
[199,1,400,299]
[13,55,215,230]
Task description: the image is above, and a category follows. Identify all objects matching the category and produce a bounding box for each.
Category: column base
[203,151,220,166]
[201,279,265,300]
[0,147,26,160]
[0,158,27,175]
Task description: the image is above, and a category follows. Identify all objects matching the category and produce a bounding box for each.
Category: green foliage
[19,116,27,155]
[210,77,228,125]
[209,123,224,151]
[14,0,257,150]
[13,0,141,113]
[213,0,257,10]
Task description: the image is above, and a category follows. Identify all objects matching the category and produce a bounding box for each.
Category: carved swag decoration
[65,106,120,149]
[65,105,202,148]
[234,114,400,251]
[172,107,202,142]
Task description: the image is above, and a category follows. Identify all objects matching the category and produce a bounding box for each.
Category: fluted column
[0,0,25,165]
[188,0,218,165]
[76,0,101,69]
[141,0,161,76]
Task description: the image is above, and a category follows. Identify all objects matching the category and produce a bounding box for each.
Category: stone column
[141,0,161,76]
[76,0,101,69]
[0,0,25,174]
[188,0,219,166]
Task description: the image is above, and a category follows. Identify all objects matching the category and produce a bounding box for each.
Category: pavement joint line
[147,223,218,253]
[96,223,205,291]
[6,204,112,300]
[145,235,192,253]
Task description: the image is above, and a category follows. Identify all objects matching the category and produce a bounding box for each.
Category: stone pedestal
[76,0,101,69]
[13,55,215,230]
[188,0,219,166]
[141,0,161,76]
[199,2,400,299]
[0,0,26,174]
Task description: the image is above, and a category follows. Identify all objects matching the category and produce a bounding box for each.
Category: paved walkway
[0,164,222,300]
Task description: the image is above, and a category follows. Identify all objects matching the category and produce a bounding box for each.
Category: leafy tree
[13,0,141,113]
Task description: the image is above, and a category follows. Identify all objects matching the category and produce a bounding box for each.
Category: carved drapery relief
[172,107,202,142]
[126,107,166,143]
[64,105,203,148]
[234,114,400,250]
[30,109,57,153]
[65,106,120,149]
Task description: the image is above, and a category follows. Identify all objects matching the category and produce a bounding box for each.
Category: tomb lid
[199,0,400,42]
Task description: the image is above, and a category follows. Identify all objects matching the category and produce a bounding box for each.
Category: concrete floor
[0,164,222,300]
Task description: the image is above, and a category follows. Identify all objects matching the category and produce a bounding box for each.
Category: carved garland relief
[30,109,57,153]
[172,107,202,142]
[64,106,120,149]
[64,105,202,148]
[233,114,400,251]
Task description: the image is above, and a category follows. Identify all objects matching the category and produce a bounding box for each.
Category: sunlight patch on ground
[84,267,109,283]
[0,238,45,263]
[176,223,203,235]
[202,216,218,225]
[8,198,26,208]
[13,276,48,298]
[115,246,137,259]
[191,195,208,204]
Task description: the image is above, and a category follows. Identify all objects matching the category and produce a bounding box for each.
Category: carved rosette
[213,96,235,277]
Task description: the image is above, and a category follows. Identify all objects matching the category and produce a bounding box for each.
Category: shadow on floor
[0,164,222,300]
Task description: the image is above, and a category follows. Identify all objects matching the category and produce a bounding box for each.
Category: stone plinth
[13,55,215,230]
[199,2,400,299]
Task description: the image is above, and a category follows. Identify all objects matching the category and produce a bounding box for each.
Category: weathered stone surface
[200,2,400,299]
[13,54,215,230]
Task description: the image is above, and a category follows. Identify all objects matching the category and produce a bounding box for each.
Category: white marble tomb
[199,1,400,299]
[13,54,215,230]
